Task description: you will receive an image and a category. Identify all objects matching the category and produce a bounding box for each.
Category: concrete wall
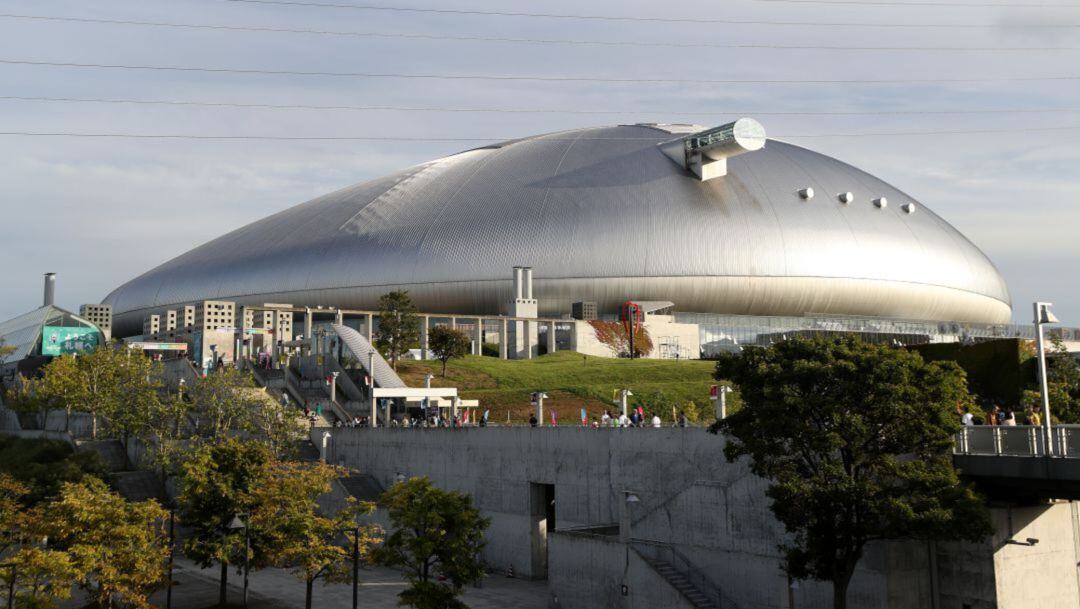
[321,427,1080,609]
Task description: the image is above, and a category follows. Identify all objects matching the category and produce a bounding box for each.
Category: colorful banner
[41,326,100,356]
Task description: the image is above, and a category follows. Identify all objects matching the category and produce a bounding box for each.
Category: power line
[0,125,1075,141]
[8,13,1080,50]
[219,0,1080,19]
[4,58,1079,85]
[755,0,1080,6]
[8,7,1077,33]
[5,94,1080,117]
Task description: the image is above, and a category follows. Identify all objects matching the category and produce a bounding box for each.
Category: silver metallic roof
[104,124,1011,335]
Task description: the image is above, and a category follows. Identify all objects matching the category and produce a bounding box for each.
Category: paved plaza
[143,557,549,609]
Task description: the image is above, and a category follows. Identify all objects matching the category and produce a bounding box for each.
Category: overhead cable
[3,58,1079,85]
[8,8,1078,33]
[0,125,1076,141]
[219,0,1080,20]
[4,94,1080,117]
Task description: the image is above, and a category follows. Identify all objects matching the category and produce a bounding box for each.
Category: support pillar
[270,310,280,368]
[368,351,377,428]
[450,317,457,330]
[305,308,314,354]
[335,309,343,326]
[547,321,556,354]
[525,321,533,360]
[420,316,429,360]
[366,313,373,344]
[500,319,508,360]
[474,318,483,355]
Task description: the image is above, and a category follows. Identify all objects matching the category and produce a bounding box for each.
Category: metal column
[420,316,429,360]
[500,319,508,360]
[547,321,556,354]
[474,318,483,355]
[366,313,373,344]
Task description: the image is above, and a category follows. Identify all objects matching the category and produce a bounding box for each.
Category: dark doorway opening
[529,482,556,578]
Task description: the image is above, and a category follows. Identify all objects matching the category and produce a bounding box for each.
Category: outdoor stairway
[76,439,129,471]
[112,470,167,503]
[643,557,717,609]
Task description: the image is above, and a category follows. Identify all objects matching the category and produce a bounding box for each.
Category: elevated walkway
[953,425,1080,500]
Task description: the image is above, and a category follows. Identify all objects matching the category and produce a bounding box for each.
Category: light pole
[1,562,15,609]
[712,385,733,420]
[338,525,361,609]
[166,508,176,609]
[1034,302,1060,455]
[227,514,250,609]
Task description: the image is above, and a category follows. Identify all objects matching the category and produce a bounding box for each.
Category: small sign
[128,342,188,352]
[709,384,718,400]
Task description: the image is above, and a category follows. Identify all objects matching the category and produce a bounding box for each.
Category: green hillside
[396,351,736,425]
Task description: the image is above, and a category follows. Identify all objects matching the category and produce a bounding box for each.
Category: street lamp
[1034,302,1060,454]
[226,514,250,609]
[338,525,362,609]
[1,562,15,609]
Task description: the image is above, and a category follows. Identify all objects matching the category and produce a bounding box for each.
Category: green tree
[428,326,471,377]
[710,337,991,609]
[373,477,489,609]
[682,400,701,424]
[187,367,265,440]
[1045,335,1080,423]
[252,461,381,609]
[178,439,273,607]
[47,477,169,609]
[376,290,420,371]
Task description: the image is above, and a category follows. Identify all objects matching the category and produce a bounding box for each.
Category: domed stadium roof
[104,123,1011,335]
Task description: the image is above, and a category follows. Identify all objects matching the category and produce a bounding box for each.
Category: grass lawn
[395,351,736,425]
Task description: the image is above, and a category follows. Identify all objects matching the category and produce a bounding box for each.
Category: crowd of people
[960,404,1042,427]
[528,408,692,428]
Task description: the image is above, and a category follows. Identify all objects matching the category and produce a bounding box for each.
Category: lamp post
[1,562,15,609]
[1033,302,1060,455]
[227,514,250,609]
[336,525,361,609]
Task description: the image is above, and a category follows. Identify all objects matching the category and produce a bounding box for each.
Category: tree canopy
[428,326,472,377]
[710,336,991,609]
[376,290,420,371]
[373,477,489,609]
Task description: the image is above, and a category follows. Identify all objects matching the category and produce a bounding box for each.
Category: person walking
[650,413,662,428]
[600,410,611,427]
[961,407,974,427]
[678,412,689,428]
[989,404,1003,426]
[1001,408,1016,426]
[617,412,629,428]
[529,413,538,428]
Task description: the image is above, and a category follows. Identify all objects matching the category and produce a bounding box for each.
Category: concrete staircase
[642,556,717,609]
[76,439,129,471]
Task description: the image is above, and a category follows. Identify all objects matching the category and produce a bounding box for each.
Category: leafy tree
[376,290,420,371]
[631,389,677,423]
[47,477,169,609]
[0,473,30,554]
[187,367,265,440]
[682,400,701,424]
[252,460,381,609]
[587,320,652,358]
[428,326,472,377]
[34,346,162,439]
[710,337,991,609]
[3,546,81,609]
[0,436,107,506]
[178,439,273,607]
[1045,335,1080,423]
[373,477,489,609]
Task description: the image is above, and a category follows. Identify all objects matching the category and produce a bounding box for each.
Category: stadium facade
[103,121,1016,354]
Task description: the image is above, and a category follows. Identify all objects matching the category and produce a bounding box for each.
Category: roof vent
[873,197,888,209]
[902,202,916,214]
[838,192,854,204]
[659,118,766,181]
[798,187,814,200]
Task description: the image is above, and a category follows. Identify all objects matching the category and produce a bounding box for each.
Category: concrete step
[646,558,716,609]
[112,470,167,503]
[76,439,129,472]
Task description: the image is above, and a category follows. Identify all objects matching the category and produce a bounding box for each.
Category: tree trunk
[305,577,314,609]
[219,560,228,607]
[442,360,447,377]
[832,562,855,609]
[91,413,98,440]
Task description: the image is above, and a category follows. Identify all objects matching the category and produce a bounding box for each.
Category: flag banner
[551,410,558,426]
[483,410,490,422]
[581,408,587,426]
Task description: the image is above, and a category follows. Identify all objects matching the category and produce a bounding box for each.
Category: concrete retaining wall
[320,426,1080,609]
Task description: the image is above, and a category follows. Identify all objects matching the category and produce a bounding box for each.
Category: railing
[631,538,739,609]
[954,425,1080,458]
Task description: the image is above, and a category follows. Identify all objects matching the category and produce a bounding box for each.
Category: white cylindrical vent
[43,272,56,307]
[873,197,888,209]
[523,267,534,300]
[798,187,814,200]
[902,203,916,214]
[838,192,853,204]
[513,267,523,300]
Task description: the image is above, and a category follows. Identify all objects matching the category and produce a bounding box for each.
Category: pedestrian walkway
[141,557,548,609]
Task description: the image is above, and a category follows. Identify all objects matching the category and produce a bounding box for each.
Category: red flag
[550,409,558,426]
[462,409,470,425]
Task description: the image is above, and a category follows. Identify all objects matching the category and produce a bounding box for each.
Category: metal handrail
[954,424,1080,458]
[631,538,739,609]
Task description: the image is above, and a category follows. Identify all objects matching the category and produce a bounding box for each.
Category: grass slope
[395,351,732,424]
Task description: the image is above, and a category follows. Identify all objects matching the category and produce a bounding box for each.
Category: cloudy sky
[1,0,1078,324]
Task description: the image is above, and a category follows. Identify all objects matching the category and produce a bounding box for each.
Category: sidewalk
[145,557,549,609]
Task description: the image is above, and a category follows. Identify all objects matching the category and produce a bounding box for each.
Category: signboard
[41,326,100,356]
[709,384,718,400]
[128,342,188,352]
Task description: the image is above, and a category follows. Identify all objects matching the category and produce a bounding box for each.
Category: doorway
[529,482,556,578]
